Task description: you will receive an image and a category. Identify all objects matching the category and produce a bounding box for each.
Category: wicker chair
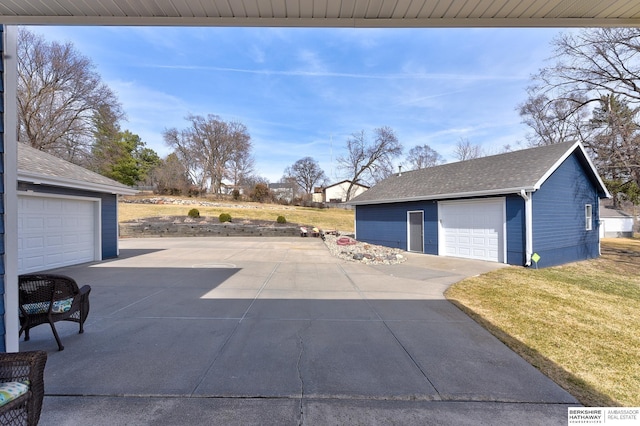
[0,351,47,426]
[19,274,91,351]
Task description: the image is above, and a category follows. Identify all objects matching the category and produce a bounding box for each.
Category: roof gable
[17,143,137,195]
[349,142,610,205]
[324,180,370,191]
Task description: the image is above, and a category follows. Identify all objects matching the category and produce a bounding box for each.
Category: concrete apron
[21,237,578,426]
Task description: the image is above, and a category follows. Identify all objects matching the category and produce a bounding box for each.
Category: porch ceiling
[0,0,638,27]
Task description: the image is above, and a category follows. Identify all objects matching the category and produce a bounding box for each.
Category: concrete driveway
[20,237,578,425]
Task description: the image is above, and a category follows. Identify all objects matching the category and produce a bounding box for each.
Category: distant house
[599,204,634,238]
[312,180,369,203]
[349,142,610,268]
[220,183,244,196]
[17,143,137,274]
[312,187,324,203]
[269,182,295,202]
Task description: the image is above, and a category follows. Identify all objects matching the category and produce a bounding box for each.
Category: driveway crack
[191,262,281,396]
[297,321,311,426]
[337,264,443,400]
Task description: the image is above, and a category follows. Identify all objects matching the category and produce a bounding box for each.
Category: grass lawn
[119,196,355,232]
[446,238,640,407]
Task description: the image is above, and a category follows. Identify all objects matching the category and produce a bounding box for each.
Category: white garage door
[439,199,505,263]
[18,195,98,274]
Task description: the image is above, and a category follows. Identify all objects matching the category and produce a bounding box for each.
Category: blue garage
[350,142,610,268]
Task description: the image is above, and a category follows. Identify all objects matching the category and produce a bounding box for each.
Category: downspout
[353,206,357,240]
[519,190,533,267]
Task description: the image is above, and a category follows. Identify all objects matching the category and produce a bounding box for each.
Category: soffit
[0,0,638,27]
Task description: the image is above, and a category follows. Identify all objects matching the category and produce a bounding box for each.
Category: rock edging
[323,234,406,265]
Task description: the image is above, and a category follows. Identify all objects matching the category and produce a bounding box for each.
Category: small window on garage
[585,204,593,231]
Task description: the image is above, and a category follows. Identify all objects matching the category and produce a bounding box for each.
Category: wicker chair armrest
[0,351,47,384]
[78,285,91,297]
[0,351,47,426]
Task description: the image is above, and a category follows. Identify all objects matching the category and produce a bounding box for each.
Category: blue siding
[355,200,438,253]
[100,195,118,258]
[423,202,438,255]
[532,153,601,268]
[505,195,525,266]
[17,183,120,259]
[0,26,6,351]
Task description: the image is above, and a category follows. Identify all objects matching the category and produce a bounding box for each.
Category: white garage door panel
[18,195,98,274]
[440,199,505,263]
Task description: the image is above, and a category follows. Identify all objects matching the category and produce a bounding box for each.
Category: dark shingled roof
[17,143,136,194]
[599,204,633,218]
[349,142,608,205]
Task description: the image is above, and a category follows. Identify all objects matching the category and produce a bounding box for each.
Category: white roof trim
[18,171,138,195]
[324,180,369,190]
[532,141,611,198]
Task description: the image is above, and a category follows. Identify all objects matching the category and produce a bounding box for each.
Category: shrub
[219,213,232,223]
[232,189,241,200]
[188,208,200,218]
[186,186,201,197]
[276,215,287,224]
[250,183,271,203]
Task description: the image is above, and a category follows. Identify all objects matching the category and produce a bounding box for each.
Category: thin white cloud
[393,90,469,107]
[141,63,525,82]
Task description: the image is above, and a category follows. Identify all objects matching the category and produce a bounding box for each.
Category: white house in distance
[313,180,369,203]
[599,204,635,238]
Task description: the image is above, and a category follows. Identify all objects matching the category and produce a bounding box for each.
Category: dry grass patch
[446,238,640,407]
[119,198,355,232]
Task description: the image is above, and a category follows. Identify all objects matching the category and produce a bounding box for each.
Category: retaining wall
[119,222,302,238]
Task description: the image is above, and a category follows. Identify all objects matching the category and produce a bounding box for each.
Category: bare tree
[453,138,483,161]
[163,114,252,194]
[522,28,640,148]
[337,126,403,200]
[151,153,193,195]
[242,174,270,192]
[405,144,444,170]
[17,27,124,165]
[226,150,255,190]
[538,28,640,105]
[518,90,591,147]
[283,157,328,195]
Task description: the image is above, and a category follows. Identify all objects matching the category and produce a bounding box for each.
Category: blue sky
[30,26,562,183]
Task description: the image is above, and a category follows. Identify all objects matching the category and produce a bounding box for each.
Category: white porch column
[3,25,19,352]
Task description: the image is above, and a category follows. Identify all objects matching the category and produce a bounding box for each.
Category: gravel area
[323,233,406,265]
